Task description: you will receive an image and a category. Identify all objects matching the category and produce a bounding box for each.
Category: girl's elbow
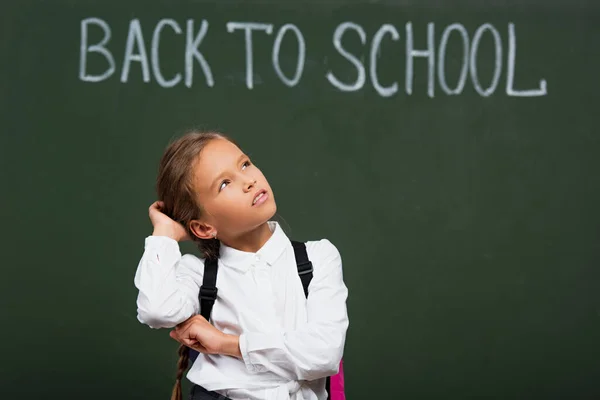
[136,292,194,328]
[324,351,342,376]
[317,360,340,379]
[136,302,190,329]
[300,361,339,381]
[137,307,177,329]
[301,349,343,381]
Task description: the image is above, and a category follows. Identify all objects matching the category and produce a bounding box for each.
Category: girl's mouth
[252,189,268,206]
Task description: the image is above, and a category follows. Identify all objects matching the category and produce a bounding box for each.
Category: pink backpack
[329,360,346,400]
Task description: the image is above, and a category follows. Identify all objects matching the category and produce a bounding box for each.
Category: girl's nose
[244,178,257,192]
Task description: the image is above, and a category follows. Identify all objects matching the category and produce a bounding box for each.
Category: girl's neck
[222,222,273,253]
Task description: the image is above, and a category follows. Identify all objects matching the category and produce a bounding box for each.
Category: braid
[170,344,190,400]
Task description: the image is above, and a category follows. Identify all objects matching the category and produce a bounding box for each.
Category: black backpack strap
[291,240,330,400]
[291,240,313,298]
[199,257,219,321]
[189,257,219,363]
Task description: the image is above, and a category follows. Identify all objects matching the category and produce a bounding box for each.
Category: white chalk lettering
[121,19,151,83]
[506,23,547,97]
[326,22,367,92]
[272,24,305,87]
[185,19,214,88]
[79,18,115,82]
[77,17,549,98]
[438,23,469,95]
[405,22,435,97]
[369,24,400,97]
[151,19,182,88]
[470,23,502,97]
[227,22,273,89]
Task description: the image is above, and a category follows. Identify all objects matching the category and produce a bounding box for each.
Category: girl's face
[191,138,277,239]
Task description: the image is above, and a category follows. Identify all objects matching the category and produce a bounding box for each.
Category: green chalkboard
[1,1,599,399]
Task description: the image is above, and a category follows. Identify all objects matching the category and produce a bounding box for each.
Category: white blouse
[134,221,349,400]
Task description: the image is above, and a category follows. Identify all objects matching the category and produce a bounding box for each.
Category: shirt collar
[218,221,289,272]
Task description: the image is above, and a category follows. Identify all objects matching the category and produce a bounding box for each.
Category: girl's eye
[242,160,251,170]
[219,180,230,192]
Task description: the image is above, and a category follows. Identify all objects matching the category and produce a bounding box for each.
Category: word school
[79,18,548,97]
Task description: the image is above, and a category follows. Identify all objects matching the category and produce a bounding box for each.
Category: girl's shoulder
[304,238,342,269]
[304,237,338,254]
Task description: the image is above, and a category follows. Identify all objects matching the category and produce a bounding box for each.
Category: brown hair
[155,130,231,400]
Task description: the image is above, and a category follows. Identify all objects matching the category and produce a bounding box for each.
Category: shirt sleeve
[238,239,349,381]
[134,235,201,329]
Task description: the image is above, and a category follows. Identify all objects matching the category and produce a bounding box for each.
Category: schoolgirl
[134,131,348,400]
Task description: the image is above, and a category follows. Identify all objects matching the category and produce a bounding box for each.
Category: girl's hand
[169,315,241,358]
[149,201,191,242]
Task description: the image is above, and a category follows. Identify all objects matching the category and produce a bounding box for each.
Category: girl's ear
[189,219,217,240]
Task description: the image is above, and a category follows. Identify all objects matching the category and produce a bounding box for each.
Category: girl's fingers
[182,338,197,347]
[150,201,163,210]
[169,330,198,348]
[191,343,208,354]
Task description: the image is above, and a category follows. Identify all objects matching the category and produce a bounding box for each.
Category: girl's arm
[238,239,349,382]
[134,235,201,329]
